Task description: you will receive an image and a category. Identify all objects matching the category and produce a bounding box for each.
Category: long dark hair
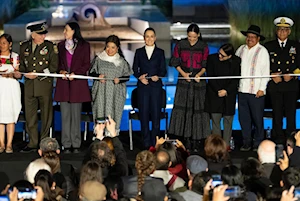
[66,22,84,42]
[104,35,125,58]
[34,170,57,201]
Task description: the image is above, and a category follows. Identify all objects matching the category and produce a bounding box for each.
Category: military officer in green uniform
[19,22,58,152]
[265,17,300,144]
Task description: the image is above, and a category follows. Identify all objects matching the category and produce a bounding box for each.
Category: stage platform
[0,130,257,185]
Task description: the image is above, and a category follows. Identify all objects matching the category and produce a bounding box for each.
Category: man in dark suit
[19,22,58,152]
[133,28,167,148]
[265,17,300,144]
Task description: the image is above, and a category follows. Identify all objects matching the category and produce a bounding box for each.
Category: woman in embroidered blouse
[90,35,133,135]
[54,22,91,153]
[169,23,210,151]
[0,33,22,153]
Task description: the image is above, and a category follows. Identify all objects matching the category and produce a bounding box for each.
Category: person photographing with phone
[257,140,283,186]
[84,116,129,178]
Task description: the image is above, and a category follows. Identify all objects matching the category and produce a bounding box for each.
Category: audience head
[155,150,171,170]
[257,140,276,164]
[39,137,60,155]
[79,181,107,201]
[265,187,283,201]
[41,151,60,174]
[221,165,244,187]
[25,158,51,184]
[88,141,116,169]
[287,131,297,156]
[135,151,156,201]
[241,157,264,180]
[281,167,300,190]
[157,141,183,168]
[104,35,124,58]
[80,160,103,188]
[65,22,83,41]
[186,155,208,178]
[34,169,56,201]
[102,137,114,152]
[190,171,212,194]
[204,134,228,163]
[142,179,168,201]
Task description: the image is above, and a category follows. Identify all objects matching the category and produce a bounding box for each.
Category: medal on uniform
[40,46,48,55]
[289,46,296,54]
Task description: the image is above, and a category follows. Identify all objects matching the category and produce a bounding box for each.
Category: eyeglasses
[277,28,290,32]
[219,51,227,58]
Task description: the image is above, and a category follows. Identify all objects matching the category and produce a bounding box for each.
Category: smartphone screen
[224,186,241,198]
[95,117,109,124]
[0,195,9,201]
[275,144,284,161]
[294,187,300,198]
[212,174,222,187]
[17,188,37,199]
[166,139,177,145]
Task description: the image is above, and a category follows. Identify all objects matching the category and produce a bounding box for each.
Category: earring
[9,47,12,50]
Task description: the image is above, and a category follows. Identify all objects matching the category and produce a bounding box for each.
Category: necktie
[281,42,284,49]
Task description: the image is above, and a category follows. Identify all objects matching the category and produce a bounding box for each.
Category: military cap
[274,17,294,27]
[27,22,48,34]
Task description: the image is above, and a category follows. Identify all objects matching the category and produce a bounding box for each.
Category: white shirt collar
[278,38,288,47]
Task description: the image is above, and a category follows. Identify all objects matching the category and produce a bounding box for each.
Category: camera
[224,186,242,198]
[9,188,37,199]
[95,117,109,124]
[212,174,222,187]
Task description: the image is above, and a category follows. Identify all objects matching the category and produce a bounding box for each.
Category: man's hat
[39,137,60,152]
[241,25,265,41]
[26,22,48,34]
[186,155,208,175]
[274,17,294,28]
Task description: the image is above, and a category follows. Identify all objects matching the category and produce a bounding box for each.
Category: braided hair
[135,151,156,201]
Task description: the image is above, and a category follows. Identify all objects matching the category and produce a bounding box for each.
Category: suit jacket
[54,40,91,102]
[264,39,300,92]
[133,46,167,88]
[19,39,58,97]
[205,54,241,115]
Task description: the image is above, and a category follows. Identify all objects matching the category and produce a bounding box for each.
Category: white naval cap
[274,17,294,27]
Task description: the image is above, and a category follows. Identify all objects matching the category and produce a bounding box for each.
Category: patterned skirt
[169,79,210,140]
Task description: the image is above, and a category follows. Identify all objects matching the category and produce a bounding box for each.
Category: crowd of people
[0,14,299,201]
[1,118,300,201]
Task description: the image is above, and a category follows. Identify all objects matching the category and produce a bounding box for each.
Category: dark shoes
[73,149,80,154]
[63,148,80,154]
[21,146,37,153]
[240,144,251,151]
[64,149,72,154]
